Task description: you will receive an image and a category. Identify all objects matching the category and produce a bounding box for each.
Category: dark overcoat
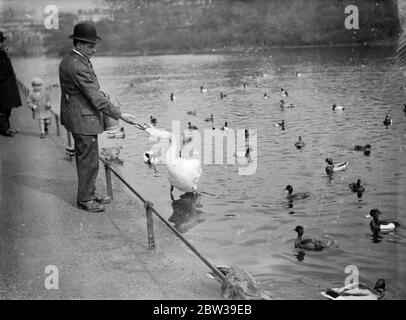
[0,47,22,112]
[59,50,121,135]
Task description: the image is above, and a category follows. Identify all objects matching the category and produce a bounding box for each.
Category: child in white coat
[27,77,51,138]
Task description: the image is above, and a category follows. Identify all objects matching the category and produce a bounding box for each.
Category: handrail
[99,157,227,283]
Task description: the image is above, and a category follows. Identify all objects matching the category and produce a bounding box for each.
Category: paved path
[0,103,221,300]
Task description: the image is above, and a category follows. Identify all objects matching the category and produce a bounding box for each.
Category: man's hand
[120,113,137,125]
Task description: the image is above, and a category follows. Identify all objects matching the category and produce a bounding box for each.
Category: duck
[274,120,285,128]
[220,92,227,99]
[187,110,197,116]
[280,88,288,97]
[332,104,345,111]
[150,116,157,126]
[188,122,198,130]
[263,93,269,99]
[294,225,331,251]
[141,124,202,197]
[354,144,371,152]
[349,179,365,193]
[354,144,371,156]
[285,185,310,201]
[325,158,349,174]
[143,150,160,165]
[321,279,385,300]
[204,114,214,122]
[220,122,229,131]
[206,266,272,300]
[383,115,392,126]
[170,92,175,101]
[294,71,302,77]
[200,85,208,93]
[294,136,305,149]
[280,100,294,108]
[368,209,400,232]
[106,127,125,139]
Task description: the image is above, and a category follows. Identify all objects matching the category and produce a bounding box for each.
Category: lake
[13,45,406,299]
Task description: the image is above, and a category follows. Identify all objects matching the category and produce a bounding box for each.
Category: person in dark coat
[59,23,138,212]
[0,31,22,137]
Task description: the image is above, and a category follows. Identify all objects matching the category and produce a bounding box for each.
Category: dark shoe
[77,200,104,212]
[94,194,112,204]
[0,131,13,137]
[40,133,45,139]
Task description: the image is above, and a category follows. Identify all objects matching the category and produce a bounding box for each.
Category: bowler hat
[0,31,7,42]
[68,23,102,43]
[31,77,43,86]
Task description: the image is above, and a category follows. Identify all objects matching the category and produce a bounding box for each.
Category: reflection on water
[168,192,205,233]
[13,44,406,299]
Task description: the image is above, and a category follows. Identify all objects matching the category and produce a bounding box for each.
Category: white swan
[143,125,202,196]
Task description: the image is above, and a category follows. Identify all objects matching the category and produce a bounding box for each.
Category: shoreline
[12,40,399,58]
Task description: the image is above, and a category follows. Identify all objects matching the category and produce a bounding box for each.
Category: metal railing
[17,77,226,284]
[101,158,226,283]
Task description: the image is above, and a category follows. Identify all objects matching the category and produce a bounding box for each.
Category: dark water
[14,46,406,299]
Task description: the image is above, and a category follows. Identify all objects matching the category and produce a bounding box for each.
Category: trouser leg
[0,110,11,134]
[39,119,45,134]
[72,133,99,202]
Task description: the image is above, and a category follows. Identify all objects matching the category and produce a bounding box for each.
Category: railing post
[104,163,113,200]
[54,113,60,136]
[145,201,156,250]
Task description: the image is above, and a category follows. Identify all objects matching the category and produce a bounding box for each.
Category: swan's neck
[166,134,179,164]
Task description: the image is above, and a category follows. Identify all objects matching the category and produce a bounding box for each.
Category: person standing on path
[59,22,138,212]
[0,31,22,137]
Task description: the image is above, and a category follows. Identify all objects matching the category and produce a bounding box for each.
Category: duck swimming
[325,158,349,174]
[285,185,310,201]
[280,100,294,108]
[220,122,229,131]
[354,144,371,151]
[188,122,198,130]
[150,116,157,126]
[332,104,345,111]
[143,150,160,165]
[295,71,302,77]
[204,114,214,122]
[349,179,365,193]
[200,85,208,93]
[294,225,331,251]
[187,110,197,116]
[263,93,269,99]
[280,88,288,97]
[274,120,284,127]
[220,92,227,99]
[369,209,400,232]
[170,92,175,101]
[207,266,272,300]
[321,279,385,300]
[294,136,305,149]
[383,115,392,126]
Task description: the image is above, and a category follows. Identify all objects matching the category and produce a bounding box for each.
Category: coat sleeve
[26,93,34,108]
[70,64,122,120]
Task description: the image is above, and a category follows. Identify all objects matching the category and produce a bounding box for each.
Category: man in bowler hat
[0,31,22,137]
[59,22,138,212]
